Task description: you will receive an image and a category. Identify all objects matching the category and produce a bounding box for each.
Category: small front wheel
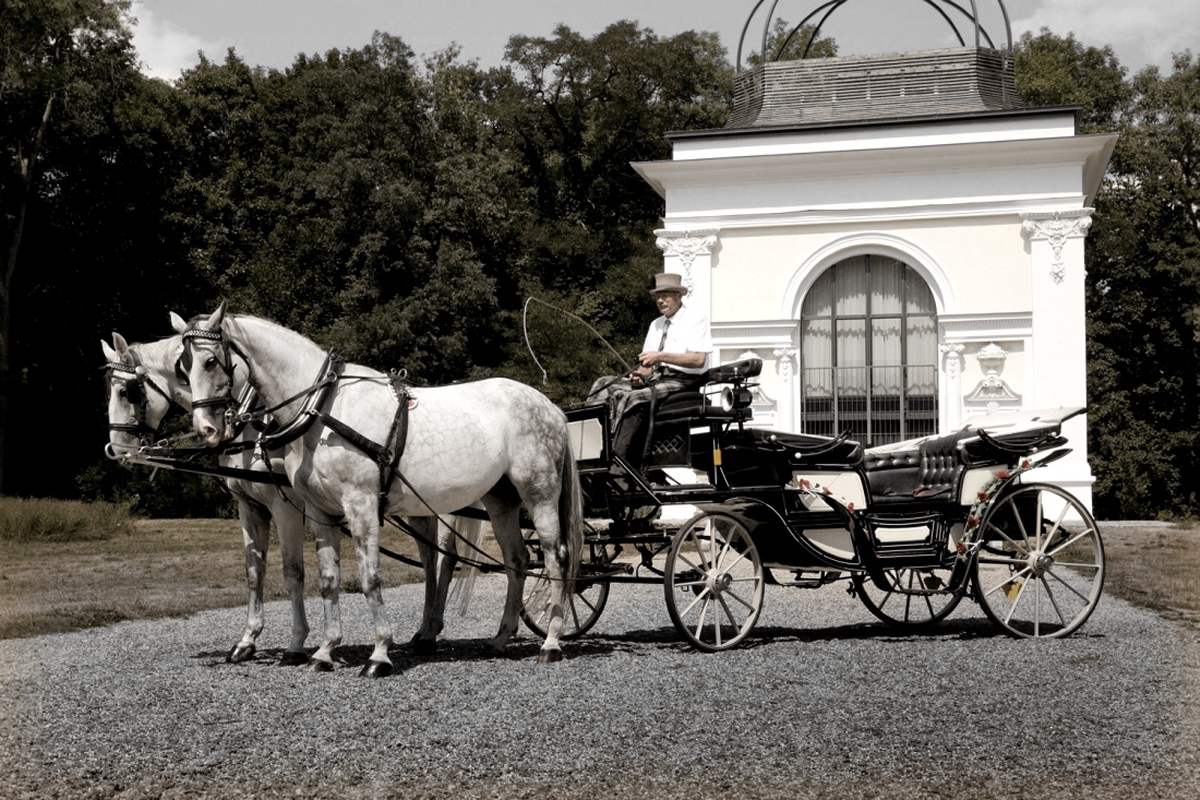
[664,512,765,651]
[521,541,613,640]
[853,567,963,628]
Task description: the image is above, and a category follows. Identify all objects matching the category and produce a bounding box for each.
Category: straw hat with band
[649,272,688,296]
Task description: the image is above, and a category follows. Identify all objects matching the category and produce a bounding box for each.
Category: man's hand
[638,350,662,367]
[628,364,654,386]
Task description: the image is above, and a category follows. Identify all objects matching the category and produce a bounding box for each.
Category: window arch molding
[780,233,954,319]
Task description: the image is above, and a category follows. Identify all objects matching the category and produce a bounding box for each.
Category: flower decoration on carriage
[958,457,1039,559]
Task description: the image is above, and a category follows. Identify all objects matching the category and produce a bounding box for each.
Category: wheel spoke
[577,592,597,613]
[677,552,709,576]
[716,532,734,571]
[1045,566,1091,603]
[680,586,711,617]
[1035,491,1044,552]
[717,594,741,629]
[1004,577,1030,626]
[1034,572,1040,636]
[673,579,708,588]
[694,597,711,639]
[1040,575,1067,627]
[1044,500,1070,550]
[1011,501,1031,546]
[569,595,582,630]
[724,586,756,612]
[721,549,749,573]
[693,526,709,569]
[923,590,935,619]
[986,521,1030,555]
[977,555,1028,566]
[1054,561,1101,570]
[983,565,1033,598]
[1047,528,1096,558]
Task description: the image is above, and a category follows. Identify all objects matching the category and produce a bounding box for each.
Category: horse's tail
[557,430,584,583]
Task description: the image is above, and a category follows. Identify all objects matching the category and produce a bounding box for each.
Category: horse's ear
[168,311,187,334]
[101,339,118,362]
[112,332,131,358]
[202,300,227,332]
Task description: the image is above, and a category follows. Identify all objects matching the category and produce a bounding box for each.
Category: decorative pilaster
[655,228,720,321]
[773,346,798,431]
[1020,207,1095,506]
[939,343,965,430]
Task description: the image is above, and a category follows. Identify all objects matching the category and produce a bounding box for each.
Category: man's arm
[638,350,706,369]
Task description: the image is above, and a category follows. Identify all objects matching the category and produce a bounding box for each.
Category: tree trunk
[0,94,54,494]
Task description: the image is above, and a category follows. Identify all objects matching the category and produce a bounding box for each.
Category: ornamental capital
[654,229,720,268]
[939,343,965,379]
[1020,209,1094,285]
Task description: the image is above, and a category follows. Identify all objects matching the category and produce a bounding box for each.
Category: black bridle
[178,326,257,429]
[105,350,188,447]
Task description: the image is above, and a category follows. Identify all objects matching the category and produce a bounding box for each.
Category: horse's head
[102,332,178,455]
[175,301,238,446]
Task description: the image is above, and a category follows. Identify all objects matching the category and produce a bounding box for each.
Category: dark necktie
[657,318,670,351]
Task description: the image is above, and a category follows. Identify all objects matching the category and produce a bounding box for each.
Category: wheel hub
[707,571,732,595]
[1028,551,1054,577]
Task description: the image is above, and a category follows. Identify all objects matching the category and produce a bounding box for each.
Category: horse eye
[205,356,218,369]
[117,388,127,399]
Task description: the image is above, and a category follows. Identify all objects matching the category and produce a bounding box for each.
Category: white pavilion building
[634,47,1116,508]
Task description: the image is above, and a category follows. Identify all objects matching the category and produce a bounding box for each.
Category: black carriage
[520,358,1105,650]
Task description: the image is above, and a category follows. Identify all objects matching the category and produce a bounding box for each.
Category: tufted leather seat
[864,430,974,504]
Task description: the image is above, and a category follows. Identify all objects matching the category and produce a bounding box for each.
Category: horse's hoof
[410,637,438,656]
[226,644,255,664]
[279,650,308,667]
[308,657,334,673]
[359,660,393,679]
[536,649,563,664]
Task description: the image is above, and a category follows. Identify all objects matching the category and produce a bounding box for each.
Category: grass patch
[0,497,134,543]
[1098,522,1200,630]
[0,517,501,640]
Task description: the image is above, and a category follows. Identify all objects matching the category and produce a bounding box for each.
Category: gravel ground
[2,575,1198,799]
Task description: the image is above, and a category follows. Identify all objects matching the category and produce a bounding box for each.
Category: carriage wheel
[520,541,613,640]
[971,483,1104,638]
[664,512,765,652]
[852,567,963,628]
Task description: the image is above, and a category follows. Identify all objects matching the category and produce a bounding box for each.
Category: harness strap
[317,370,411,526]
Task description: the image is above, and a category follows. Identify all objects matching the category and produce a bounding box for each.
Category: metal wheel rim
[971,483,1105,638]
[664,513,765,652]
[520,543,612,640]
[854,567,963,628]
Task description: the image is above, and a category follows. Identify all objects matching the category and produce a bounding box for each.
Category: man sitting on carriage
[588,272,713,469]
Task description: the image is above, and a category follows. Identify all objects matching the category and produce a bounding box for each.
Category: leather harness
[180,326,412,526]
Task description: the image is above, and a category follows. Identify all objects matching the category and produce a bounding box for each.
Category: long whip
[522,296,633,384]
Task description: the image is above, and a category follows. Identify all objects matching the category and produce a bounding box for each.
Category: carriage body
[537,359,1104,649]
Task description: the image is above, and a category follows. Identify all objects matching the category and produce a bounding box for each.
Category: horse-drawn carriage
[105,313,1104,668]
[520,357,1105,650]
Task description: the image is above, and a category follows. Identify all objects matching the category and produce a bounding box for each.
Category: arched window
[799,255,938,446]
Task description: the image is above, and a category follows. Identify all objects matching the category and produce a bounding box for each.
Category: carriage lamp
[720,386,754,412]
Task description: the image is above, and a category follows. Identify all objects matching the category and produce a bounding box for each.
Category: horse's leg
[407,516,441,655]
[273,492,309,665]
[308,512,343,672]
[344,502,394,678]
[527,496,569,663]
[429,515,465,643]
[228,496,271,663]
[480,497,526,653]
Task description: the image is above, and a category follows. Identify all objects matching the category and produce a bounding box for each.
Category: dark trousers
[587,372,699,467]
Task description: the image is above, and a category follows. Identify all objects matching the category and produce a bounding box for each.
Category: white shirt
[642,302,713,375]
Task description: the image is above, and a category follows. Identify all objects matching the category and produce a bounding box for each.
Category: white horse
[104,329,482,667]
[176,304,582,674]
[102,332,311,665]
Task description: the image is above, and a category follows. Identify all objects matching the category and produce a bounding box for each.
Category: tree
[0,0,138,493]
[745,17,838,67]
[1014,31,1200,517]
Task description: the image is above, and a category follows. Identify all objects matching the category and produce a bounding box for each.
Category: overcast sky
[130,0,1197,82]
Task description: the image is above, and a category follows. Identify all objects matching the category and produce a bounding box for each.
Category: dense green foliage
[1,3,1195,518]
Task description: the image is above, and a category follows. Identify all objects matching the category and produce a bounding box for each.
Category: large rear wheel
[971,483,1104,638]
[664,511,765,652]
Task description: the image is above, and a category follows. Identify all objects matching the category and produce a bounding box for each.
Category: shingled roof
[726,47,1025,130]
